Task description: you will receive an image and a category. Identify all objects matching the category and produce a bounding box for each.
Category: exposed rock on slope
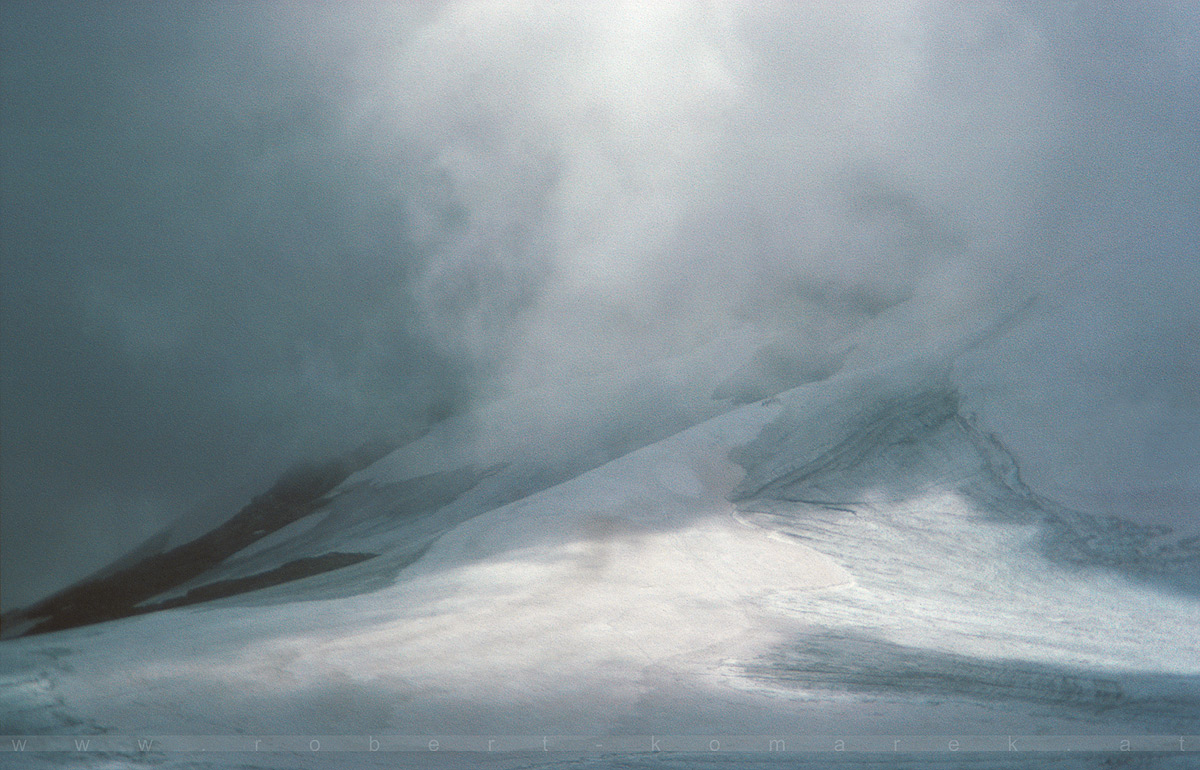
[1,440,396,638]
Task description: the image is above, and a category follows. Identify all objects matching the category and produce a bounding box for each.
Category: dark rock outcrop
[1,439,396,638]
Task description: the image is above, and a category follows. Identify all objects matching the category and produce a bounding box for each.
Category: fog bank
[2,1,1197,610]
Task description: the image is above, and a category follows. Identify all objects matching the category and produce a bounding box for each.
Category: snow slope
[2,319,1198,769]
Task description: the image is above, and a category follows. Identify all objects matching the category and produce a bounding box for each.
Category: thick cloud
[381,1,1069,383]
[3,1,1197,610]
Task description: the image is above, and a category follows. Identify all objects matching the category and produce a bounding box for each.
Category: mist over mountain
[1,7,1199,769]
[2,0,1197,624]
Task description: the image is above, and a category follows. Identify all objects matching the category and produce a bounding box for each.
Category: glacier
[1,316,1198,770]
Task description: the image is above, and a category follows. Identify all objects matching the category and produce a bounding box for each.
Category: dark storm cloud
[3,1,1197,610]
[1,2,458,609]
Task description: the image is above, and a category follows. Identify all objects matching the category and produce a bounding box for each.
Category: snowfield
[2,320,1198,769]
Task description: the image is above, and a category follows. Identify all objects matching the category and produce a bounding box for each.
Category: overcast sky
[3,1,1198,611]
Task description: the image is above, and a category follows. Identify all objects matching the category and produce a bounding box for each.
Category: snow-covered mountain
[2,315,1198,770]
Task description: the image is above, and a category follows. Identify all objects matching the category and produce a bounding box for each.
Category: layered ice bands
[728,367,1200,733]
